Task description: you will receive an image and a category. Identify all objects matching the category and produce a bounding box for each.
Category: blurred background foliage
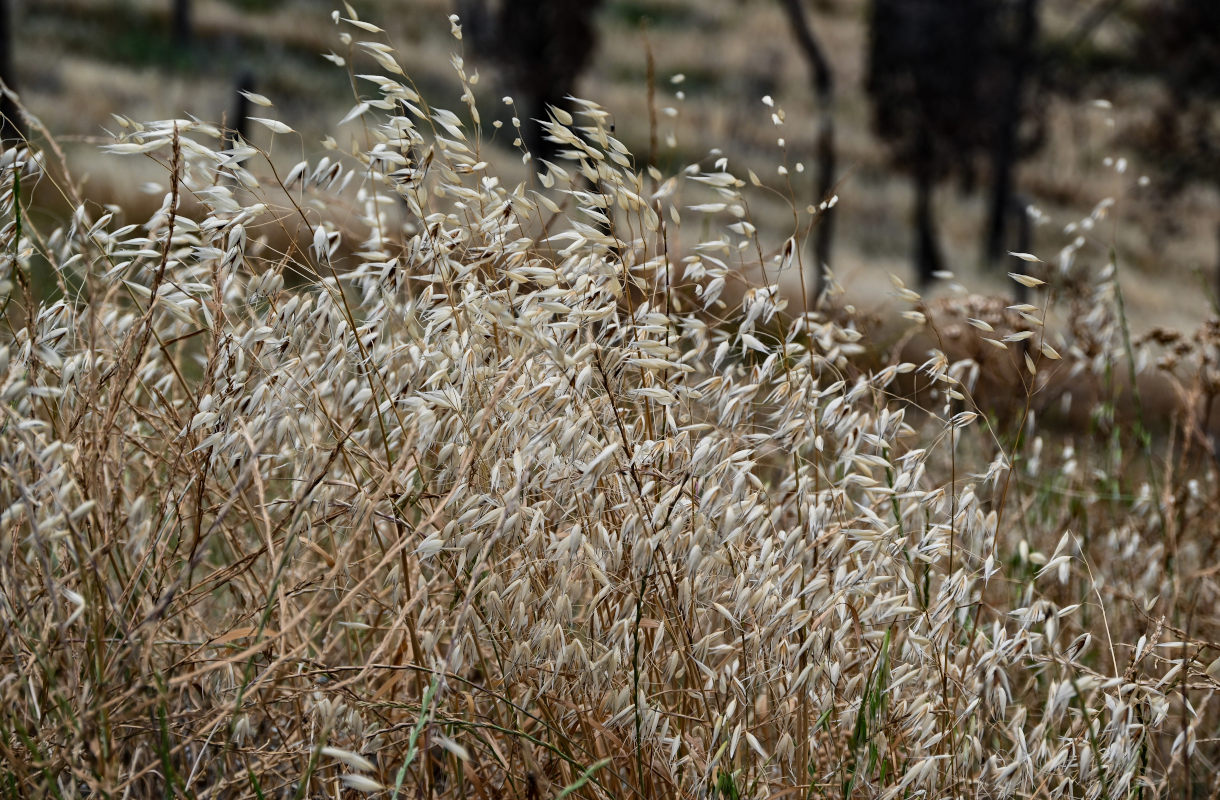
[5,0,1220,330]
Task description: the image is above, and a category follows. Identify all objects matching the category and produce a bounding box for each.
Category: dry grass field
[3,2,1220,799]
[12,0,1220,329]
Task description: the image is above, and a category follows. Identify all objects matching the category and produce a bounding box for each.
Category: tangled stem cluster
[1,9,1218,799]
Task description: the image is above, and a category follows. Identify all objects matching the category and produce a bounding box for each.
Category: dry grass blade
[0,8,1216,800]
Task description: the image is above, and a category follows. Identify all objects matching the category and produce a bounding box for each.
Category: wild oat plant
[2,9,1220,799]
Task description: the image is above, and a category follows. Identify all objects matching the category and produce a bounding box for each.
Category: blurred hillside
[10,0,1220,331]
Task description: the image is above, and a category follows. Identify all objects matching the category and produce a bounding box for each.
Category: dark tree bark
[494,0,603,164]
[1136,1,1220,301]
[868,0,989,287]
[985,0,1039,267]
[914,128,943,286]
[1009,192,1032,305]
[455,0,494,51]
[224,72,255,150]
[0,0,21,145]
[779,0,837,309]
[172,0,192,51]
[1215,220,1220,311]
[868,0,1046,286]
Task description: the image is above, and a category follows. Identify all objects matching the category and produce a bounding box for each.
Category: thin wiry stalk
[0,8,1216,800]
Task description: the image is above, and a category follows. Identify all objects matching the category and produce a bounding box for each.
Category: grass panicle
[0,8,1218,799]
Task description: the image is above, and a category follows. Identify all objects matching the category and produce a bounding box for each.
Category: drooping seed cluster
[0,9,1216,799]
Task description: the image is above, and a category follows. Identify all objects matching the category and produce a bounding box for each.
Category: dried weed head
[0,8,1217,800]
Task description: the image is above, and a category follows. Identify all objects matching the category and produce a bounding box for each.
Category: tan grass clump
[1,7,1219,799]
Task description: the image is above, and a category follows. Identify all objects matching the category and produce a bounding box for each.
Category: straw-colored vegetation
[3,7,1220,798]
[23,0,1220,329]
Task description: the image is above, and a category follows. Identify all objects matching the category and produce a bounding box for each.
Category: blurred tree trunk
[914,127,943,286]
[985,0,1039,267]
[172,0,192,50]
[867,0,999,287]
[223,72,255,149]
[1009,192,1032,304]
[779,0,836,309]
[1136,1,1220,305]
[0,0,21,144]
[494,0,602,164]
[455,0,494,51]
